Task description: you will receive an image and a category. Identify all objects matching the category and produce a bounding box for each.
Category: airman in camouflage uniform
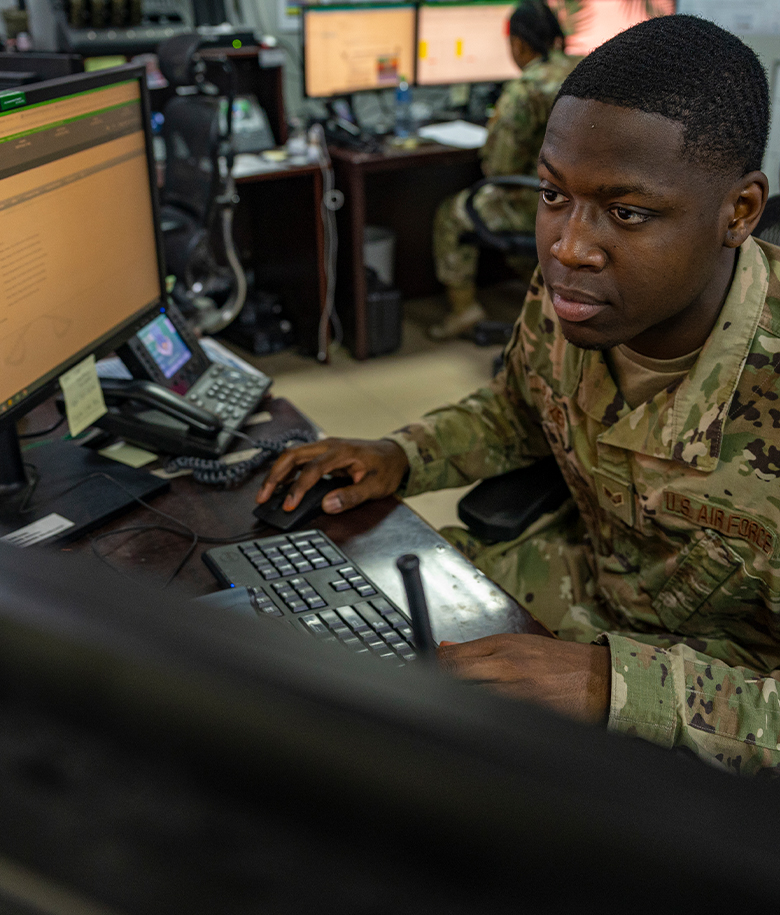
[433,48,580,290]
[257,15,780,774]
[387,236,780,776]
[428,0,578,340]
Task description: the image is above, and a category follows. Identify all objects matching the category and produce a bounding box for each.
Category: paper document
[418,120,488,149]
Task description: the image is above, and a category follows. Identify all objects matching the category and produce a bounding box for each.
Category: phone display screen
[136,314,192,379]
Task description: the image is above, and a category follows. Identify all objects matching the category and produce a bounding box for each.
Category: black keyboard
[202,530,418,664]
[184,363,272,434]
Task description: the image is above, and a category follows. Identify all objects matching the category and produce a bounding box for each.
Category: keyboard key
[382,610,409,630]
[300,614,329,637]
[371,597,395,616]
[337,607,371,633]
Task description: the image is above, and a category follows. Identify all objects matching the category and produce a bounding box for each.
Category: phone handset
[100,378,223,438]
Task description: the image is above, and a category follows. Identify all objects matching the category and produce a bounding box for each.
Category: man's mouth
[551,289,607,324]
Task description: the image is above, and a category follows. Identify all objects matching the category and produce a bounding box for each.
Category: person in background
[257,15,780,776]
[428,0,579,341]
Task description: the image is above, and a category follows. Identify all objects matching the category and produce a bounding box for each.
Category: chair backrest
[161,93,223,225]
[754,194,780,247]
[462,174,540,256]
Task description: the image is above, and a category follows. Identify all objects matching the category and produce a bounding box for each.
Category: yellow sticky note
[419,40,428,60]
[455,38,463,57]
[98,440,158,468]
[59,355,107,436]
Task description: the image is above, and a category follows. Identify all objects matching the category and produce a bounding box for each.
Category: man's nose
[550,210,607,271]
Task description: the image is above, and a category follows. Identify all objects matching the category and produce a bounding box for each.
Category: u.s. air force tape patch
[662,491,775,557]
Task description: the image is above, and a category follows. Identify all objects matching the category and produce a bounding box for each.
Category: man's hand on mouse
[437,635,611,725]
[256,437,410,514]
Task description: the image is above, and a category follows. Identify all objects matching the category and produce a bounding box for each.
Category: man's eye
[539,188,565,205]
[612,206,650,225]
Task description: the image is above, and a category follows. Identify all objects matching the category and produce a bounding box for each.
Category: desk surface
[328,138,479,171]
[52,396,545,644]
[329,140,483,359]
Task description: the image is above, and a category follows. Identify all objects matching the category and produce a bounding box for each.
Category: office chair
[461,173,540,255]
[754,194,780,247]
[459,173,539,347]
[456,455,569,542]
[156,33,247,335]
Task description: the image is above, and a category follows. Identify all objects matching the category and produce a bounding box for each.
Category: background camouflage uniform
[433,49,579,288]
[387,235,780,777]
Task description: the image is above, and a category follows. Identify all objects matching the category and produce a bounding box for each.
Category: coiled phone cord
[162,429,317,487]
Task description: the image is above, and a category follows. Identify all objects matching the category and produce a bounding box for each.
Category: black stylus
[396,553,436,658]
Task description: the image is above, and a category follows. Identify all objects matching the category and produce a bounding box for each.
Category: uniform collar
[522,48,565,75]
[557,236,769,470]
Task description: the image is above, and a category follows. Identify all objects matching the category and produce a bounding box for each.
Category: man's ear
[724,171,769,248]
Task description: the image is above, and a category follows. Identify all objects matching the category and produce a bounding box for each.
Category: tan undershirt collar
[607,344,702,411]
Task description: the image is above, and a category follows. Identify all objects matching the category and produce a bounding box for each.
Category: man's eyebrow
[537,153,668,202]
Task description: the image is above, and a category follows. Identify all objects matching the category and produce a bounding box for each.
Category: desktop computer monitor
[0,64,172,541]
[302,2,417,98]
[0,540,777,912]
[416,1,518,86]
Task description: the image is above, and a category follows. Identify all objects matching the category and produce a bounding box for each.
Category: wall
[677,0,780,196]
[237,0,308,119]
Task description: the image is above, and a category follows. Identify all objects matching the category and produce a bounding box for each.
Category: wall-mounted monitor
[416,1,518,86]
[302,2,417,98]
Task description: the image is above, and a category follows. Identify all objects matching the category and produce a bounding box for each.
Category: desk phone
[95,303,272,458]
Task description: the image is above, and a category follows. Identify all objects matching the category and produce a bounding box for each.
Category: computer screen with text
[303,3,417,97]
[0,72,162,413]
[416,1,518,86]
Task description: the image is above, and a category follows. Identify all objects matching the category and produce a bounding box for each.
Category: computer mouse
[253,476,345,532]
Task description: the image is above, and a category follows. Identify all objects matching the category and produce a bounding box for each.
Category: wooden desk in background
[60,396,545,644]
[329,142,483,360]
[231,163,328,359]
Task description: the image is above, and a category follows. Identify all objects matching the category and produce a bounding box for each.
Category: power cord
[308,122,345,362]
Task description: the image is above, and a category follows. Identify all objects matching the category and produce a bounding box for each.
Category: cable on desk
[13,462,267,587]
[309,122,344,362]
[80,473,260,587]
[161,428,316,487]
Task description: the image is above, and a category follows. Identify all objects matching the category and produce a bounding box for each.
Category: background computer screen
[416,1,518,86]
[552,0,676,57]
[0,65,164,422]
[303,3,417,97]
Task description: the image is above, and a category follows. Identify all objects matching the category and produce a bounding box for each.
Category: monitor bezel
[300,1,419,100]
[0,63,168,427]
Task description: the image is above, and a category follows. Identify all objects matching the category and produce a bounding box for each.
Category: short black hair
[555,14,769,176]
[509,0,565,60]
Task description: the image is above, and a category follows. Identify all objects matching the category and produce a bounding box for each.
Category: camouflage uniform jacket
[479,49,580,178]
[387,235,780,776]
